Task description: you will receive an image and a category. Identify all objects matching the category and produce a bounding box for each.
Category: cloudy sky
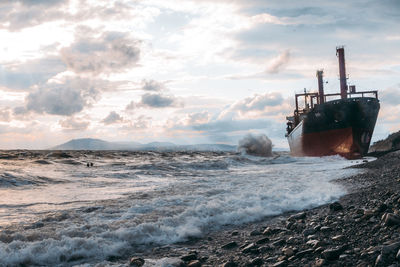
[0,0,399,149]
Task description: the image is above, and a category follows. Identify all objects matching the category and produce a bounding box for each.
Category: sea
[0,150,367,266]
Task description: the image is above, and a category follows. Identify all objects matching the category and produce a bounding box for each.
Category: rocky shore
[128,150,400,267]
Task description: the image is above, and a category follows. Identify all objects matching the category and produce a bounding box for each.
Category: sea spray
[238,134,273,157]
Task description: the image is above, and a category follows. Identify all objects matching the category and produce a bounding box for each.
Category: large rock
[369,131,400,154]
[381,241,400,256]
[382,213,400,226]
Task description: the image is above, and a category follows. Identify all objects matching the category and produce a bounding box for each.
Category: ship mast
[336,46,348,99]
[316,70,324,104]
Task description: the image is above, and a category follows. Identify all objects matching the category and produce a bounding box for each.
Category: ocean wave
[0,172,63,188]
[0,150,364,265]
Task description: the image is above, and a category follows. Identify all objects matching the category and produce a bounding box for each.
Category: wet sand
[128,151,400,266]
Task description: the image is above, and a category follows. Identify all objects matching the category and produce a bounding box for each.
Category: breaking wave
[238,134,273,157]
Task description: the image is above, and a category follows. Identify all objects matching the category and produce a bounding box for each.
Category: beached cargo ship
[286,47,380,159]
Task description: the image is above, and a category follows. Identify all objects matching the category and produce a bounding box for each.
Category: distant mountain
[51,138,117,150]
[51,138,236,151]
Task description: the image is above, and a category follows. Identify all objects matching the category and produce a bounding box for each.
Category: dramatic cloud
[102,111,123,125]
[122,115,151,130]
[59,117,90,131]
[141,79,165,91]
[0,0,68,30]
[184,111,211,125]
[124,80,171,110]
[218,92,285,120]
[0,1,142,31]
[60,27,141,75]
[165,111,211,129]
[267,50,291,74]
[140,93,180,108]
[23,77,100,116]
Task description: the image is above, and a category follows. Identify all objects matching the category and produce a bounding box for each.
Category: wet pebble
[222,241,238,249]
[329,202,343,211]
[188,260,202,267]
[129,257,145,267]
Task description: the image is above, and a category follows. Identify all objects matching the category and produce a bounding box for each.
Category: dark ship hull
[287,97,380,159]
[285,47,380,159]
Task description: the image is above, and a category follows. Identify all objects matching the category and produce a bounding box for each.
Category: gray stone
[272,239,286,247]
[382,213,400,226]
[332,235,345,241]
[181,254,197,262]
[329,202,343,211]
[320,226,332,233]
[242,243,257,254]
[263,227,283,235]
[306,239,323,248]
[259,245,274,253]
[303,228,317,236]
[375,254,384,266]
[265,256,278,262]
[272,260,287,267]
[250,230,261,236]
[249,257,263,266]
[221,260,238,267]
[382,241,400,255]
[288,212,306,221]
[322,247,341,261]
[296,249,314,258]
[282,247,294,257]
[314,247,325,254]
[255,237,269,245]
[360,210,374,221]
[222,241,238,249]
[377,203,388,213]
[314,258,326,267]
[188,260,202,267]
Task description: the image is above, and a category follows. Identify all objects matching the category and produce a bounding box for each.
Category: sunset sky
[0,0,399,149]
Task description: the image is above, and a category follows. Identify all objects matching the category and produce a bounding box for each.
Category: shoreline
[128,151,400,266]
